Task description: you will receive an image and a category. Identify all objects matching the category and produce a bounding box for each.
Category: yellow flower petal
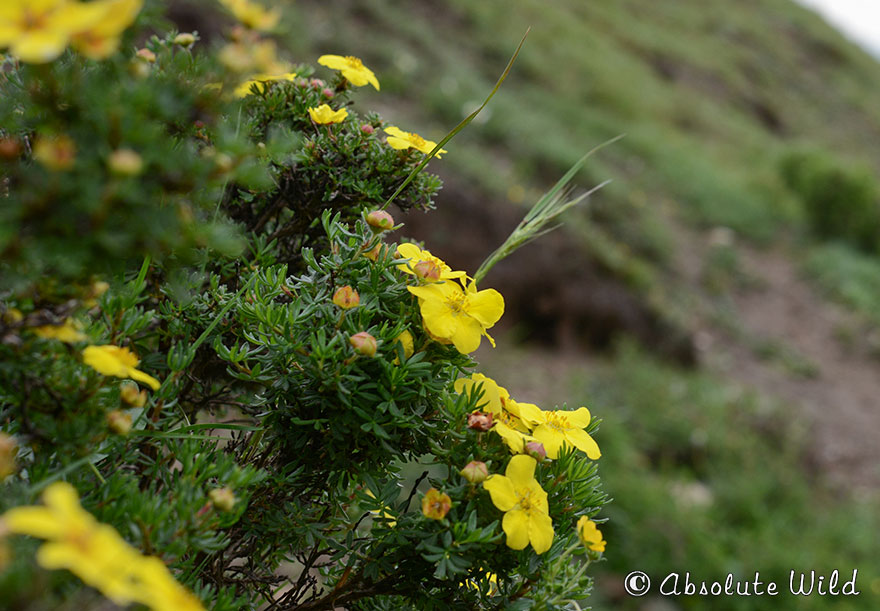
[465,287,504,327]
[565,406,592,428]
[482,474,517,512]
[505,454,537,488]
[528,510,554,554]
[502,509,531,550]
[564,427,601,459]
[2,507,68,539]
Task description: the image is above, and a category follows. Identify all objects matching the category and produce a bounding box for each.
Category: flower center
[516,488,535,512]
[345,56,364,69]
[545,412,570,431]
[410,133,427,147]
[445,291,468,316]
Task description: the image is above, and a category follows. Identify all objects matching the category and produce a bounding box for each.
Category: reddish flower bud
[467,410,493,432]
[135,48,156,63]
[322,88,335,98]
[310,78,325,89]
[209,487,237,512]
[349,331,377,357]
[459,460,488,484]
[421,488,452,520]
[360,124,375,135]
[0,137,21,160]
[413,260,441,282]
[333,286,360,309]
[525,441,547,462]
[366,210,394,231]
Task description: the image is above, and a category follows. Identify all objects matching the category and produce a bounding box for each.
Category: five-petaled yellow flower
[408,280,503,354]
[218,0,280,31]
[82,345,160,391]
[454,373,540,453]
[384,126,447,158]
[1,482,204,610]
[308,104,349,124]
[318,54,380,90]
[576,516,606,552]
[234,72,296,97]
[396,243,466,282]
[482,455,554,554]
[521,406,600,460]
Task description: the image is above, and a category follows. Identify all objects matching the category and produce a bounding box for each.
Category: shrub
[0,2,608,609]
[779,148,880,252]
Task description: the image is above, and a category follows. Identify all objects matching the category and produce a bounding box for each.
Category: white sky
[796,0,880,56]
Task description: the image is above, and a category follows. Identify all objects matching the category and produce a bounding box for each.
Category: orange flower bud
[135,48,156,63]
[467,411,493,432]
[332,286,360,309]
[525,441,547,461]
[0,137,21,161]
[364,244,382,261]
[107,410,133,436]
[120,382,147,408]
[413,260,441,282]
[459,460,488,484]
[366,210,394,231]
[349,332,377,357]
[421,488,452,520]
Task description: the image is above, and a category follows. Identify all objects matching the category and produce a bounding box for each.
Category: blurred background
[174,0,880,608]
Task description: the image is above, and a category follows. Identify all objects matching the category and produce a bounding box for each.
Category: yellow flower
[219,0,280,31]
[69,0,143,60]
[396,243,466,282]
[33,318,87,343]
[307,104,349,124]
[318,54,380,90]
[454,373,540,453]
[576,516,606,552]
[0,0,105,63]
[520,406,600,460]
[1,482,204,610]
[421,488,452,520]
[408,280,503,354]
[234,72,296,97]
[482,455,554,554]
[384,126,447,158]
[82,345,161,391]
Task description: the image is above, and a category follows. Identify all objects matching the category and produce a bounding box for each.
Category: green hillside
[266,1,880,608]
